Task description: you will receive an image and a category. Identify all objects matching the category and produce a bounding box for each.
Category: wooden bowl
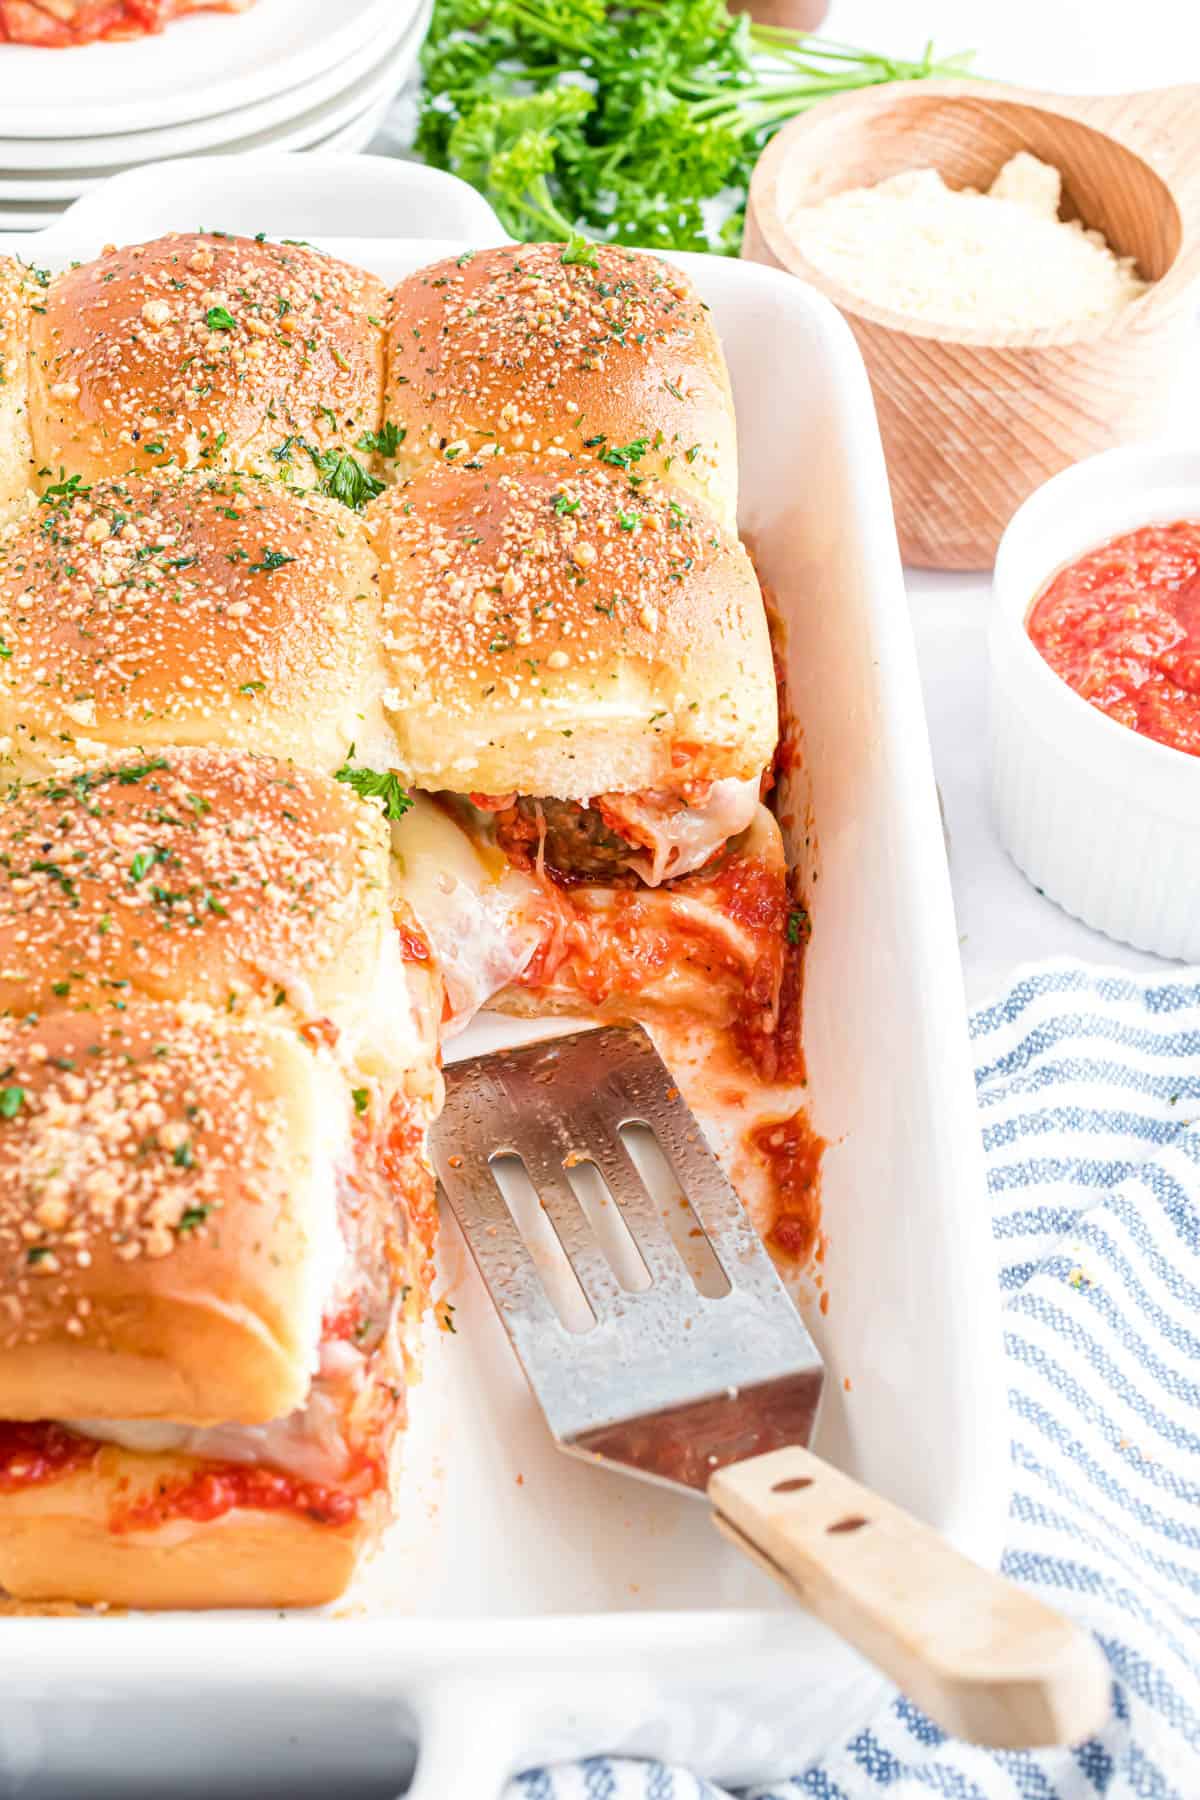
[744,80,1200,569]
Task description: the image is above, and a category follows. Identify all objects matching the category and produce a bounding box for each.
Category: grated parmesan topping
[31,232,385,483]
[383,242,735,518]
[0,470,379,767]
[0,1006,304,1335]
[786,152,1150,335]
[371,453,751,728]
[0,745,389,1020]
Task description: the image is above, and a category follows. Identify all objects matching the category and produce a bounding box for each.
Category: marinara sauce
[749,1110,825,1264]
[1027,521,1200,756]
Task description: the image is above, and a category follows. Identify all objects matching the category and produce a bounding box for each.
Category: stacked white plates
[0,0,430,231]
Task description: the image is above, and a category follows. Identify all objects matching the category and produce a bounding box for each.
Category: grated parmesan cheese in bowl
[784,151,1149,335]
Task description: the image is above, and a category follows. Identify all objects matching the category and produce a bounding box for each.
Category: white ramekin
[990,444,1200,963]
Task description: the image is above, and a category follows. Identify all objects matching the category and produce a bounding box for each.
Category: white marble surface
[907,570,1165,1005]
[825,0,1200,95]
[818,0,1198,1004]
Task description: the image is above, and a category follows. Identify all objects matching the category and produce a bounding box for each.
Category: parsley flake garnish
[599,438,649,470]
[786,908,810,946]
[306,445,383,511]
[129,847,167,883]
[355,421,405,459]
[334,745,412,821]
[249,548,295,574]
[560,233,599,268]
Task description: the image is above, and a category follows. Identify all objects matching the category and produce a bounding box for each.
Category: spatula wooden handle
[709,1446,1110,1750]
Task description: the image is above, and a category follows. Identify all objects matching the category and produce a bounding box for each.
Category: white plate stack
[0,0,430,231]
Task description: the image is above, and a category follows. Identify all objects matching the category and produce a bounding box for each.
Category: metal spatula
[431,1024,1110,1751]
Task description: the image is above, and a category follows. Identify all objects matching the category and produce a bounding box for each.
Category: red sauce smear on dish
[0,0,251,47]
[1027,521,1200,756]
[111,1460,369,1534]
[0,1421,97,1491]
[748,1109,826,1264]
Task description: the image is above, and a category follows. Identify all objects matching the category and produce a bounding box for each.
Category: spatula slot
[617,1121,731,1300]
[487,1151,596,1335]
[561,1157,652,1294]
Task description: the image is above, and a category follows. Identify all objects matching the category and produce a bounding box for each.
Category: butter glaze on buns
[0,1005,349,1425]
[0,472,387,775]
[0,261,35,519]
[0,747,394,1048]
[28,233,385,489]
[370,455,776,798]
[382,243,738,527]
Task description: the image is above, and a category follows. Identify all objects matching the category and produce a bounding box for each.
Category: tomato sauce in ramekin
[1027,520,1200,757]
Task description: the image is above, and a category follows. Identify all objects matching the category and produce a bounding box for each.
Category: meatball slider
[0,1005,421,1609]
[0,750,442,1608]
[372,454,776,882]
[382,243,738,528]
[0,471,389,776]
[28,233,385,490]
[372,456,788,1043]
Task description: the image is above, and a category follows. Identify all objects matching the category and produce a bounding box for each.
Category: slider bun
[0,1005,349,1425]
[0,1445,366,1608]
[0,746,394,1039]
[383,243,737,527]
[0,472,387,776]
[370,456,777,799]
[29,233,385,489]
[0,261,35,519]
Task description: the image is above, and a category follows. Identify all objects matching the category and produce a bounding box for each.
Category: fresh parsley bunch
[416,0,972,253]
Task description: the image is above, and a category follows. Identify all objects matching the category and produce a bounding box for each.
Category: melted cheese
[66,1405,343,1486]
[67,1343,363,1486]
[392,796,787,1034]
[391,796,545,1033]
[599,775,760,884]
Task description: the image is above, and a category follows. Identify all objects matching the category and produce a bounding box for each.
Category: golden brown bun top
[383,243,738,527]
[29,233,385,488]
[0,1004,349,1423]
[370,455,776,799]
[0,471,385,774]
[0,746,392,1030]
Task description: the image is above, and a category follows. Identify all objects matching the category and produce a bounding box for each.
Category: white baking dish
[1,159,999,1798]
[991,444,1200,962]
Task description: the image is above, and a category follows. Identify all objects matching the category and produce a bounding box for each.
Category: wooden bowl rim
[747,78,1197,350]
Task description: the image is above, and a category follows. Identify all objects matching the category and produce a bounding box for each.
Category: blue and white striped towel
[510,961,1200,1799]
